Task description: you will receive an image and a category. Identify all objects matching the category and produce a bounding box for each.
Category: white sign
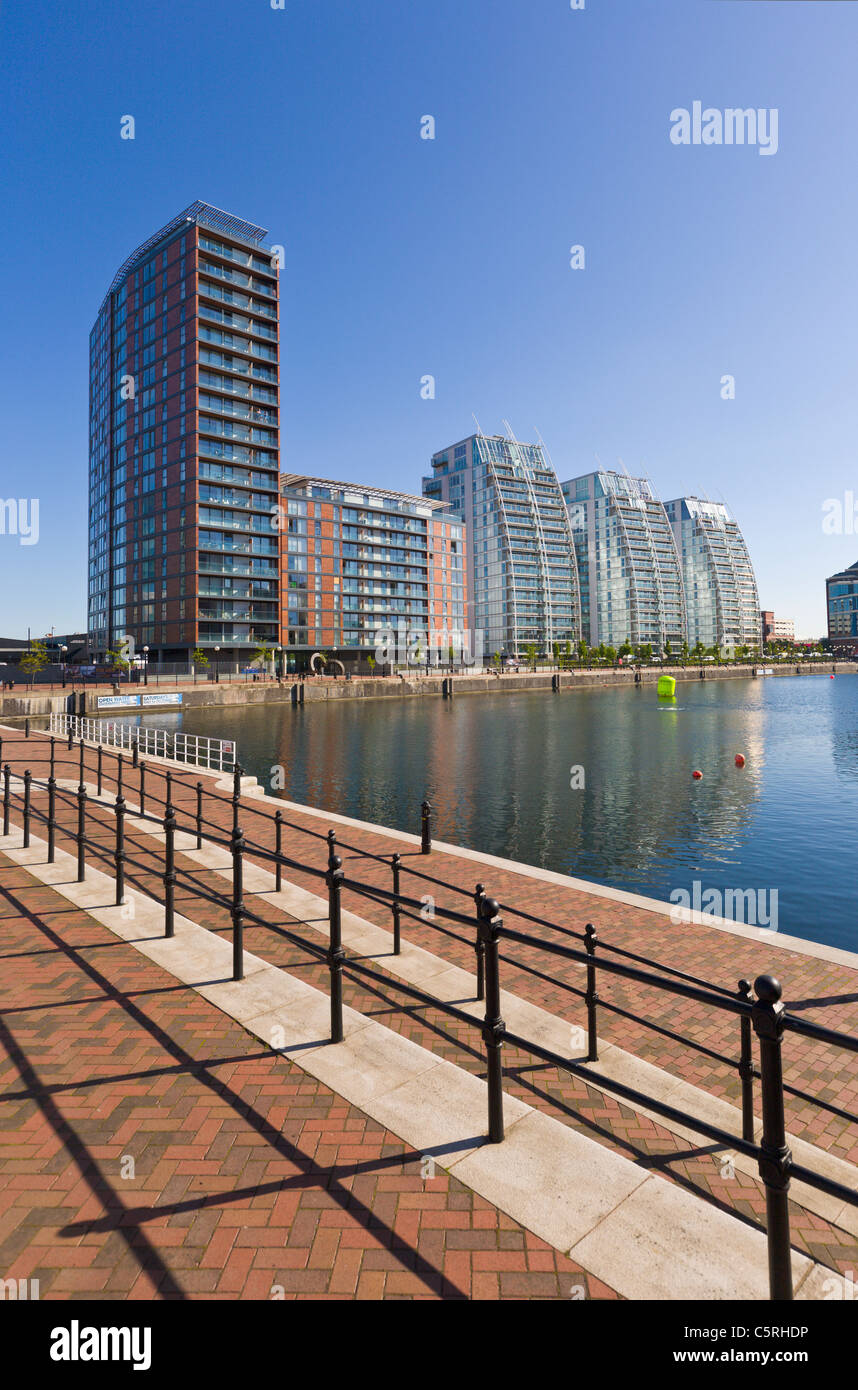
[97,695,141,709]
[141,693,183,707]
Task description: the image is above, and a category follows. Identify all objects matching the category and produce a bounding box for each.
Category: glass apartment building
[278,476,466,667]
[423,434,580,657]
[664,497,761,653]
[827,560,858,652]
[560,471,686,652]
[88,201,280,665]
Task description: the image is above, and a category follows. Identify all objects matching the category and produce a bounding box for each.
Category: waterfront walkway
[1,724,856,1298]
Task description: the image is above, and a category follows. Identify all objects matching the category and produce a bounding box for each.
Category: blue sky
[1,0,856,638]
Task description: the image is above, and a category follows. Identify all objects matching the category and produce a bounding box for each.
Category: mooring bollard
[752,974,794,1301]
[231,825,245,982]
[738,979,755,1143]
[473,883,486,1002]
[479,895,505,1143]
[23,769,32,849]
[421,799,432,855]
[584,924,599,1062]
[163,796,177,939]
[3,764,10,836]
[196,781,203,851]
[114,792,126,908]
[275,810,283,893]
[76,783,87,882]
[391,853,402,955]
[327,852,345,1043]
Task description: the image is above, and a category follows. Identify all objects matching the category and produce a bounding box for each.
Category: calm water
[162,676,855,951]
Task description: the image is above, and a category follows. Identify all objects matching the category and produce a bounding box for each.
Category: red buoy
[692,769,703,780]
[735,754,746,768]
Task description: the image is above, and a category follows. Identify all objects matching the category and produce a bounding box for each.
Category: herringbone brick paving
[0,858,614,1300]
[2,727,857,1289]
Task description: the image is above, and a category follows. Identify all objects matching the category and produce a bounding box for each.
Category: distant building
[423,433,580,658]
[826,560,858,652]
[774,617,795,641]
[761,610,775,642]
[560,470,685,653]
[278,476,466,667]
[761,611,795,644]
[664,497,761,653]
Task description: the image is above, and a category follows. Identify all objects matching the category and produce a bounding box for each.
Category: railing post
[67,723,73,751]
[23,769,32,849]
[479,895,505,1142]
[116,752,123,797]
[473,882,486,1002]
[76,783,87,882]
[114,792,126,908]
[392,853,402,955]
[139,762,146,817]
[25,717,30,739]
[584,924,599,1062]
[232,764,242,835]
[97,744,103,797]
[49,737,55,782]
[421,799,432,855]
[47,766,57,864]
[751,974,794,1301]
[327,828,337,871]
[3,765,10,836]
[275,810,283,893]
[327,853,345,1043]
[163,792,176,939]
[231,825,245,982]
[196,781,203,850]
[79,737,85,790]
[738,979,755,1144]
[132,736,139,770]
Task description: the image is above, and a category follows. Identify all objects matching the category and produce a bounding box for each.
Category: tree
[552,641,560,668]
[20,639,49,688]
[524,643,538,671]
[106,645,131,680]
[577,639,588,668]
[605,645,617,666]
[619,642,632,663]
[564,639,572,669]
[664,639,673,662]
[192,647,209,668]
[367,654,376,675]
[681,641,689,667]
[251,641,274,673]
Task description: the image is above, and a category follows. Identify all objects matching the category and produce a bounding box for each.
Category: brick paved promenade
[1,724,856,1296]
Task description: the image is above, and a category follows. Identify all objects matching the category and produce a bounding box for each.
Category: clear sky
[1,0,856,639]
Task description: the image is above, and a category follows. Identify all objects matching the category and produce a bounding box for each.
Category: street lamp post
[143,646,149,687]
[60,645,68,690]
[214,645,220,684]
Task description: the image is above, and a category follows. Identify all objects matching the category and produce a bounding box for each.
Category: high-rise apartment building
[560,471,686,652]
[664,497,760,653]
[278,476,467,667]
[88,201,281,666]
[423,433,580,657]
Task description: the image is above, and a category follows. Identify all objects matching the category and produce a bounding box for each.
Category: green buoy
[657,675,677,699]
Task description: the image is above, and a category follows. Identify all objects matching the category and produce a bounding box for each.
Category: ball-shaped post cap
[479,896,501,922]
[738,978,752,997]
[754,974,782,1004]
[330,853,342,871]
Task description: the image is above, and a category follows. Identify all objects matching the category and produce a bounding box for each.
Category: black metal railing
[1,730,857,1301]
